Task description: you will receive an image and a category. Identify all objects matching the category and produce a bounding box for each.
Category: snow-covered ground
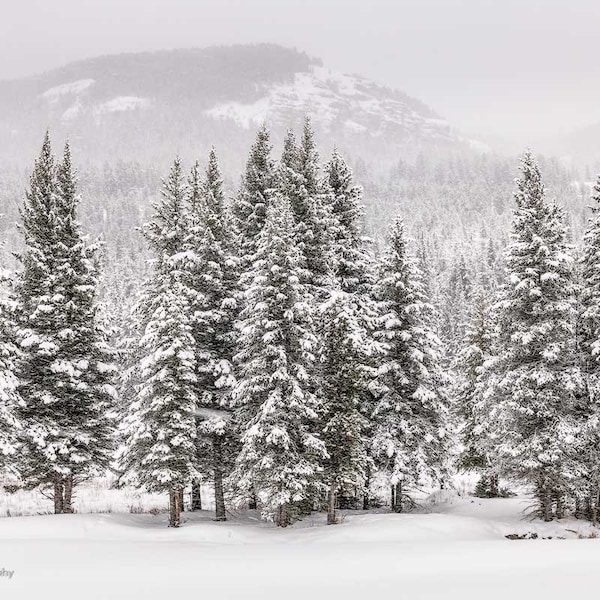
[1,483,599,600]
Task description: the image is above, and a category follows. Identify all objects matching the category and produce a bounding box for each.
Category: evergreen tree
[114,290,146,449]
[185,158,205,512]
[187,148,238,521]
[230,195,326,526]
[278,120,333,295]
[121,280,197,528]
[187,160,203,216]
[323,148,381,509]
[142,156,188,269]
[325,148,374,295]
[15,135,115,513]
[576,174,600,520]
[580,175,600,375]
[453,282,498,496]
[232,123,275,272]
[0,270,19,465]
[477,152,582,520]
[319,292,375,523]
[120,157,197,527]
[371,217,450,512]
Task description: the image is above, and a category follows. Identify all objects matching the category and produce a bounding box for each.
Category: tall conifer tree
[15,135,115,513]
[231,195,326,526]
[477,152,582,520]
[232,123,275,273]
[453,282,498,496]
[325,148,374,296]
[575,174,600,519]
[371,218,450,511]
[319,292,374,523]
[279,120,333,295]
[120,157,197,527]
[0,270,19,464]
[188,148,238,521]
[321,148,381,510]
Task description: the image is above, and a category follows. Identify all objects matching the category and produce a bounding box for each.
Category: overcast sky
[1,0,599,140]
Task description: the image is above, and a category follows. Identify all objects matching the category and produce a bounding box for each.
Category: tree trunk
[53,475,64,514]
[327,482,337,525]
[277,503,290,527]
[585,495,593,521]
[169,488,181,528]
[248,491,257,510]
[489,474,499,498]
[191,480,202,511]
[213,437,227,521]
[393,481,403,513]
[593,484,600,526]
[555,492,564,519]
[390,485,395,511]
[575,496,582,520]
[62,474,74,514]
[363,464,371,510]
[539,479,553,522]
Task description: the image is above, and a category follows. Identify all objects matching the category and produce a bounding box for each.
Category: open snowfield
[1,484,599,600]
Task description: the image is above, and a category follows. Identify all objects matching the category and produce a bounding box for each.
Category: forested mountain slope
[0,44,469,167]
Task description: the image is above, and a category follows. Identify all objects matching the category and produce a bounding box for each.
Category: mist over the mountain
[2,0,599,148]
[0,44,469,170]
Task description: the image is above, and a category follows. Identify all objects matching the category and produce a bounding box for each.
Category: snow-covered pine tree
[580,175,600,376]
[323,148,381,509]
[187,148,238,522]
[278,120,333,295]
[477,152,582,520]
[142,155,189,270]
[15,135,115,513]
[576,174,600,520]
[325,148,374,296]
[185,158,206,512]
[319,292,375,523]
[187,160,203,216]
[230,195,326,527]
[121,280,197,528]
[232,123,275,273]
[371,217,450,512]
[113,287,146,447]
[120,156,197,527]
[452,281,498,496]
[227,129,277,512]
[0,267,19,466]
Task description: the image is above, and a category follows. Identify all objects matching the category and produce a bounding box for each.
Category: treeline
[1,121,600,527]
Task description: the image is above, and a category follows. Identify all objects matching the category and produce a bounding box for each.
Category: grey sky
[2,0,599,140]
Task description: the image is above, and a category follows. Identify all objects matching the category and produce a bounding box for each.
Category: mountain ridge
[0,43,470,168]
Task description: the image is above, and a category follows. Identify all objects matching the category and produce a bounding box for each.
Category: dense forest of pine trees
[2,120,600,527]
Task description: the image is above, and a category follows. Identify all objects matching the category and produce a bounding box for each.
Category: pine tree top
[144,156,189,262]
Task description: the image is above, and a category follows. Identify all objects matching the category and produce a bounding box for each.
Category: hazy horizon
[2,0,599,143]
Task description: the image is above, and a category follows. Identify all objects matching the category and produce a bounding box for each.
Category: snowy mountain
[0,44,471,167]
[203,64,452,140]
